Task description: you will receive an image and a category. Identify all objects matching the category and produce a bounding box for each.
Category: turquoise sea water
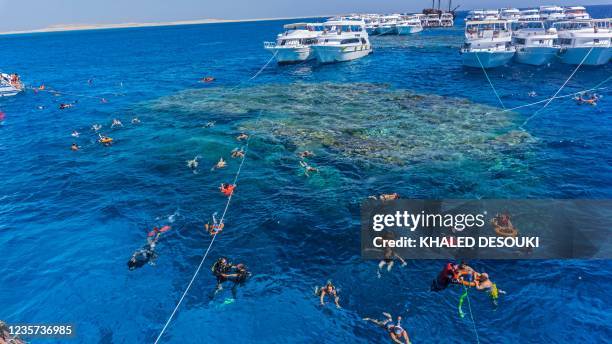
[1,6,611,343]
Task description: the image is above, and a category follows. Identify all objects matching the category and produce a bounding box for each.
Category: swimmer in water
[211,157,227,170]
[201,76,215,83]
[205,212,225,236]
[71,143,79,151]
[299,160,318,177]
[59,103,74,110]
[224,263,251,298]
[91,124,102,132]
[298,150,315,158]
[231,147,245,158]
[236,133,249,141]
[98,134,113,146]
[368,193,400,201]
[220,183,236,197]
[315,280,341,308]
[204,121,215,128]
[111,119,123,128]
[211,257,234,293]
[71,130,80,137]
[363,313,411,344]
[131,117,141,124]
[127,226,170,270]
[0,320,26,344]
[187,155,200,172]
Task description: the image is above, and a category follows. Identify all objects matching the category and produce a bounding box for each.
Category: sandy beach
[0,16,329,36]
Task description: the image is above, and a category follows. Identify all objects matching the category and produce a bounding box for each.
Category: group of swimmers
[575,93,599,106]
[70,117,140,151]
[298,150,318,177]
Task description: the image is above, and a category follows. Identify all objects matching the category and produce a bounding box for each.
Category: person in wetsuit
[431,262,456,291]
[127,227,167,270]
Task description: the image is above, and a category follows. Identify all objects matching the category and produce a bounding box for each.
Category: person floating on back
[127,225,171,270]
[363,313,411,344]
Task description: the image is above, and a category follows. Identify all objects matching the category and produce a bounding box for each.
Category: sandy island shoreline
[0,15,332,36]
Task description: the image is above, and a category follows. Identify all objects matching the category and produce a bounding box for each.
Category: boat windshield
[466,22,508,31]
[323,24,363,32]
[553,21,593,30]
[513,21,545,30]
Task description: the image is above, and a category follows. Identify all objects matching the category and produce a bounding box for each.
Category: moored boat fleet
[462,6,611,68]
[263,11,455,64]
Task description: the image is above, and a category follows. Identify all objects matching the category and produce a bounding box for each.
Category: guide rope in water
[153,52,277,344]
[521,46,595,129]
[475,52,506,109]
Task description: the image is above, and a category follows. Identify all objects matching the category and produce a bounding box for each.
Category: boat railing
[263,41,277,48]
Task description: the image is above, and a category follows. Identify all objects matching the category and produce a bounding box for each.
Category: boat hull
[514,46,559,66]
[397,26,423,35]
[558,47,612,66]
[0,85,21,97]
[375,26,397,35]
[265,46,313,64]
[462,50,515,68]
[313,44,372,63]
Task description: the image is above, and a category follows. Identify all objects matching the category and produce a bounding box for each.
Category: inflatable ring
[491,218,518,238]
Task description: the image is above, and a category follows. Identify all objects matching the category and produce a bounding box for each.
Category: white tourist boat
[376,15,400,35]
[465,10,485,22]
[539,5,566,24]
[512,21,559,65]
[519,9,541,22]
[461,20,515,68]
[554,20,612,65]
[440,13,454,27]
[264,23,324,64]
[500,8,521,22]
[312,20,372,63]
[397,16,424,34]
[0,73,23,97]
[425,14,442,28]
[564,6,590,20]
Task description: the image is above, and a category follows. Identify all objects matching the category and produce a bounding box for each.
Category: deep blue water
[1,5,611,344]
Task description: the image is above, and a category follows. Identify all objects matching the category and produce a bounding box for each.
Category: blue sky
[0,0,609,31]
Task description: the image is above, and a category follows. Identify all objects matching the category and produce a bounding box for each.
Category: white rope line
[464,288,481,344]
[475,52,506,109]
[521,46,594,128]
[501,76,611,113]
[153,53,278,344]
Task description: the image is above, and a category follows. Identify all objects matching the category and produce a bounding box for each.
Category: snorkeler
[369,193,400,202]
[576,93,599,106]
[111,118,123,128]
[201,76,215,83]
[220,183,236,197]
[127,225,171,270]
[71,143,79,151]
[204,121,215,128]
[236,133,249,141]
[187,155,200,171]
[431,262,456,292]
[205,212,225,235]
[131,117,141,124]
[71,130,80,137]
[59,103,74,110]
[315,280,341,308]
[98,134,113,146]
[298,150,315,158]
[211,257,233,291]
[0,320,26,344]
[91,124,102,132]
[378,247,408,277]
[363,313,411,344]
[212,157,227,170]
[231,147,245,158]
[299,160,318,177]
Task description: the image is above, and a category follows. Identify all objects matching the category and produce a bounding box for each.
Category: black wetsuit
[431,263,454,292]
[127,245,156,270]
